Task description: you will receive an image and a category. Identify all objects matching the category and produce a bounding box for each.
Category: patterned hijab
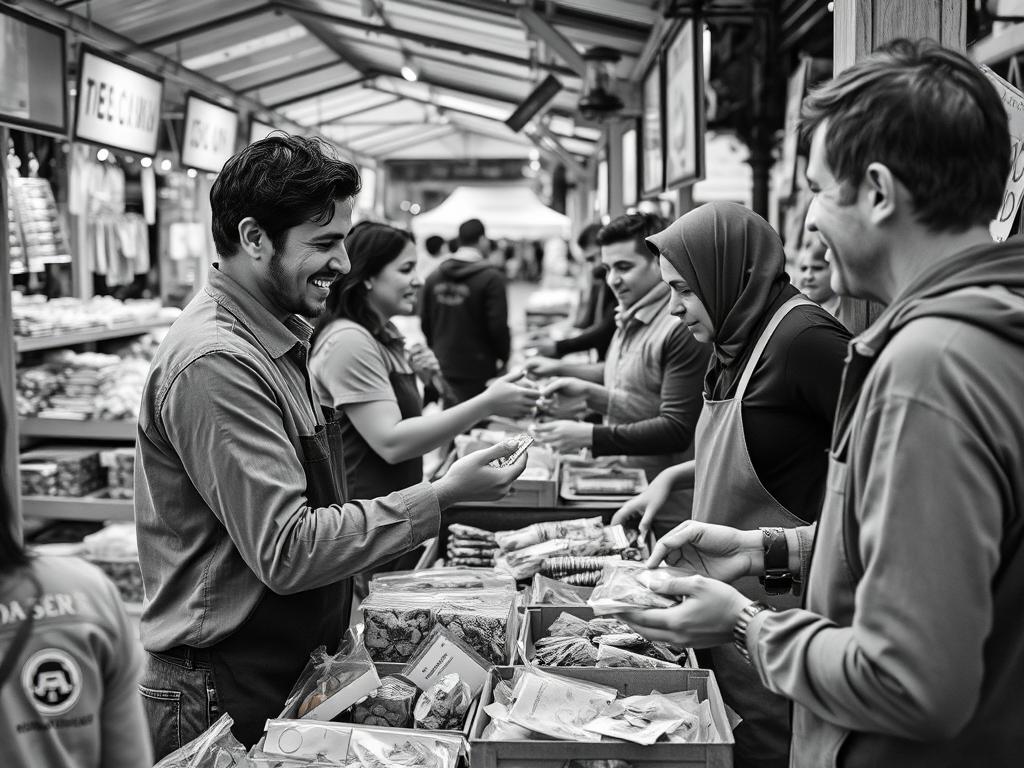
[646,201,799,373]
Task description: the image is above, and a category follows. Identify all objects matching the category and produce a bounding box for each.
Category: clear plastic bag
[587,562,680,616]
[279,628,380,721]
[369,567,513,593]
[529,574,591,605]
[494,517,604,552]
[506,666,617,741]
[413,673,472,731]
[350,676,419,728]
[154,713,249,767]
[594,644,681,670]
[347,728,462,768]
[582,693,698,745]
[402,624,491,697]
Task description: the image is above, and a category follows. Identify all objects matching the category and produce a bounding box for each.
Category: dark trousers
[140,650,222,761]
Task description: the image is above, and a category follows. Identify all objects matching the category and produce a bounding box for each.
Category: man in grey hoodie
[621,39,1024,767]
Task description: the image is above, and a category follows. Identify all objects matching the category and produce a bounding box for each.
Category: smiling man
[622,40,1024,767]
[134,135,527,757]
[533,212,708,536]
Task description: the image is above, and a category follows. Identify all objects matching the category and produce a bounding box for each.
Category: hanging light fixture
[578,46,624,121]
[400,57,419,82]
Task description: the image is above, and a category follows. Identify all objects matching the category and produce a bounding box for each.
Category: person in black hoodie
[420,218,511,407]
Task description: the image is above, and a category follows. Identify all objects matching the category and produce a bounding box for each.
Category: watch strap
[759,526,793,595]
[733,601,772,664]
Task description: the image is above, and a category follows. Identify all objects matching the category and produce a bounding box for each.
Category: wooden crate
[470,666,733,768]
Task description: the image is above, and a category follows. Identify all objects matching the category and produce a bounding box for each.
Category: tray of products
[559,463,649,503]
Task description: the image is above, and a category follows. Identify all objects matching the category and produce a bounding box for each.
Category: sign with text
[74,47,162,155]
[982,65,1024,241]
[182,93,238,173]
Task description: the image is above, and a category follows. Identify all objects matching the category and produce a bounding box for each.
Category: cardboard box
[470,667,733,768]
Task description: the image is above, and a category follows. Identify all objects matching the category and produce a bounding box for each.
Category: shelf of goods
[15,319,172,353]
[21,493,134,523]
[18,417,137,441]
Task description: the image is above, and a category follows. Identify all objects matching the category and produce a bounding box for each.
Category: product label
[403,635,488,696]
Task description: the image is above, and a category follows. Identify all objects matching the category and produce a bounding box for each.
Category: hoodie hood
[438,258,498,281]
[856,238,1024,357]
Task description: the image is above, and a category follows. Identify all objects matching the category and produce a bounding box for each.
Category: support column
[1,127,22,539]
[831,0,966,333]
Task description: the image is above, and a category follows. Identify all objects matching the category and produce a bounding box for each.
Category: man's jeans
[140,650,222,761]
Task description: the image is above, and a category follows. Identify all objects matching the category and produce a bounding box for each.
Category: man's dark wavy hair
[596,212,669,257]
[210,133,361,258]
[800,38,1010,232]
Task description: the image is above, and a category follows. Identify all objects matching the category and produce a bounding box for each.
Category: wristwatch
[758,526,793,595]
[733,601,773,664]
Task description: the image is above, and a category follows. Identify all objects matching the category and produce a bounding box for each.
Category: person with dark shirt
[420,218,511,407]
[530,223,617,361]
[613,201,850,768]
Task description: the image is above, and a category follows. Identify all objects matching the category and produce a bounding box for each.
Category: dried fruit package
[347,728,462,768]
[529,574,591,605]
[350,676,419,728]
[279,630,380,722]
[507,666,617,742]
[360,592,435,662]
[587,561,681,616]
[595,644,682,670]
[494,517,604,552]
[582,693,698,745]
[434,591,516,665]
[413,673,472,731]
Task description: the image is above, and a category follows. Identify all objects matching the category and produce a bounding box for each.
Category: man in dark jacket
[420,218,511,407]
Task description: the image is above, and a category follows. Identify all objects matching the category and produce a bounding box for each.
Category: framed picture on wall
[641,58,664,197]
[664,19,704,189]
[621,122,639,207]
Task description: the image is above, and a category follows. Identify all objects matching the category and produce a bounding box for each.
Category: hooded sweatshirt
[420,251,510,380]
[744,239,1024,767]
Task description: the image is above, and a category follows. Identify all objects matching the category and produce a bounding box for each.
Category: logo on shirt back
[433,282,470,306]
[21,649,82,716]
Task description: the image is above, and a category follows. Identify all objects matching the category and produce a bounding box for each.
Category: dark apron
[691,296,814,768]
[348,370,425,596]
[209,416,350,747]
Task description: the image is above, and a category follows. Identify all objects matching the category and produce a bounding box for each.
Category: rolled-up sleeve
[159,351,440,595]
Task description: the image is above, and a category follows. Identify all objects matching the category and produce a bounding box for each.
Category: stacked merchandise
[6,183,26,273]
[100,448,135,499]
[9,177,70,268]
[19,445,104,497]
[492,517,644,583]
[360,569,519,665]
[445,523,498,566]
[528,612,687,670]
[11,294,172,339]
[17,346,156,421]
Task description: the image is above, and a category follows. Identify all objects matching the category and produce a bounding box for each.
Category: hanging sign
[74,46,163,156]
[981,65,1024,241]
[181,92,239,173]
[0,6,67,136]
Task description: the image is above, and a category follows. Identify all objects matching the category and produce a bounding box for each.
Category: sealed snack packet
[583,693,698,745]
[434,591,516,665]
[495,517,604,552]
[280,630,381,721]
[529,574,591,605]
[347,728,463,768]
[369,567,513,593]
[587,561,681,616]
[350,676,419,728]
[595,644,682,670]
[507,666,617,741]
[480,702,539,740]
[413,673,472,731]
[533,635,600,667]
[402,624,491,697]
[360,592,434,662]
[154,713,248,768]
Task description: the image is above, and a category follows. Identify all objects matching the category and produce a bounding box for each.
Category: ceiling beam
[516,7,587,77]
[400,0,650,41]
[270,0,580,78]
[240,59,345,93]
[528,125,587,178]
[140,6,274,49]
[353,125,455,156]
[267,75,376,108]
[306,95,404,125]
[363,82,506,124]
[278,0,375,76]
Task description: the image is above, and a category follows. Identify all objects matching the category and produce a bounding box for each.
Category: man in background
[420,218,511,407]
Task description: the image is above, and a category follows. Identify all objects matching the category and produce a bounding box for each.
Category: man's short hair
[800,38,1010,233]
[458,218,486,247]
[210,133,361,258]
[576,223,603,252]
[425,235,445,256]
[596,212,668,256]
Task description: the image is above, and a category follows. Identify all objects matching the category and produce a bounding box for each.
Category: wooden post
[831,0,966,333]
[1,126,23,540]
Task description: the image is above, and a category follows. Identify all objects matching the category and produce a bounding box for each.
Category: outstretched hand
[647,521,763,585]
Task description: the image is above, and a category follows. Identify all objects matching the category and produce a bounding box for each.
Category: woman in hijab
[613,201,850,768]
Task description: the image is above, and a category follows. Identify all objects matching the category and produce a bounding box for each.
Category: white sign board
[74,48,162,156]
[182,93,238,173]
[981,65,1024,241]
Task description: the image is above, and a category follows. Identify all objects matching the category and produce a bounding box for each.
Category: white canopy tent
[410,185,571,241]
